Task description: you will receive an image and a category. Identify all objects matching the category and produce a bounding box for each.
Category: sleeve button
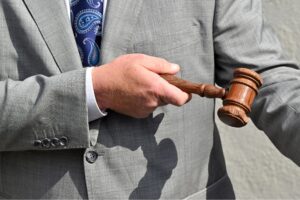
[33,140,42,147]
[41,138,51,148]
[50,137,60,147]
[59,136,69,146]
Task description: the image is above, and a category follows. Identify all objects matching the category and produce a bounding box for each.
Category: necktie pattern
[71,0,104,66]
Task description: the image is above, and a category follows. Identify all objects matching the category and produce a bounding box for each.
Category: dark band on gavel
[160,68,263,128]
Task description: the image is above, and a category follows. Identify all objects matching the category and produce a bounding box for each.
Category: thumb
[159,79,191,106]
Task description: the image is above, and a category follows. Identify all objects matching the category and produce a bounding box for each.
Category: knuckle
[157,57,167,63]
[117,54,147,65]
[132,53,147,61]
[125,64,137,74]
[117,54,129,61]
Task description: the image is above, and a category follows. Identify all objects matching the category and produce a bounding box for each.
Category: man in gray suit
[0,0,299,199]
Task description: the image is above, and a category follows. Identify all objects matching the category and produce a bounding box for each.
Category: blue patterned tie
[71,0,104,67]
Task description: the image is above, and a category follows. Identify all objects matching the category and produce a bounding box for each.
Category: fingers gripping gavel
[160,68,263,128]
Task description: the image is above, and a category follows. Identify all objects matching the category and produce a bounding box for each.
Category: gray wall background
[216,0,300,198]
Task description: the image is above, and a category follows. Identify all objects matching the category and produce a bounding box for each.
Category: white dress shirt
[65,0,108,122]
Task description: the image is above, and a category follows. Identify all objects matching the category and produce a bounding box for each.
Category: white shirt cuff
[86,67,107,122]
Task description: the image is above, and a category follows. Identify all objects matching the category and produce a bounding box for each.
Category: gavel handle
[160,74,226,99]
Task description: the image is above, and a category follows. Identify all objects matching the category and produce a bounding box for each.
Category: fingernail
[171,63,180,71]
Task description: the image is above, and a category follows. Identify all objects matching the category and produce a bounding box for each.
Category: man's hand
[92,54,191,118]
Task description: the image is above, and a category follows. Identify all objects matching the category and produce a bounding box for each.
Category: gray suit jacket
[0,0,299,199]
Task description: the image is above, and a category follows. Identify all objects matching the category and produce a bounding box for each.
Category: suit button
[59,136,69,146]
[41,138,51,148]
[33,139,42,147]
[50,138,60,147]
[85,151,98,163]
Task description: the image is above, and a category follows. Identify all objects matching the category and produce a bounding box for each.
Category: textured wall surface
[216,0,300,198]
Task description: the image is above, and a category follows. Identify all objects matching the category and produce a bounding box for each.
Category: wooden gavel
[160,68,263,128]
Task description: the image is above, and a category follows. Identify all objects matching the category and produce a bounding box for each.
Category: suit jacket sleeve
[214,0,300,166]
[0,68,90,151]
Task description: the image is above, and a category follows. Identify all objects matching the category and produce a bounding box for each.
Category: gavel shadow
[99,113,178,199]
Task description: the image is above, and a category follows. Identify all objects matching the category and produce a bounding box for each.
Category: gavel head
[217,68,263,127]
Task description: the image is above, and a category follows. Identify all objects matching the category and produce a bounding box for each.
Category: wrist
[91,65,110,110]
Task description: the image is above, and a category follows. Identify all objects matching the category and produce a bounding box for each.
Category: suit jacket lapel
[100,0,143,64]
[23,0,82,73]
